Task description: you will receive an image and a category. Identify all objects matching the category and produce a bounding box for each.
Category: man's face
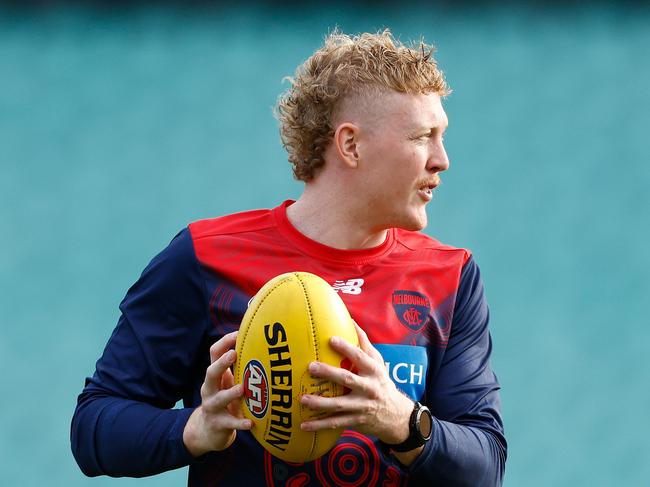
[354,91,449,232]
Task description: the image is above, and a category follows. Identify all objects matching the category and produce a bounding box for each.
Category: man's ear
[333,123,360,169]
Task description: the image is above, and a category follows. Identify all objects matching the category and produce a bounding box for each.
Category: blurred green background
[1,1,649,485]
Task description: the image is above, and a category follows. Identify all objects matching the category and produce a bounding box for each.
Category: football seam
[235,276,293,386]
[295,272,319,461]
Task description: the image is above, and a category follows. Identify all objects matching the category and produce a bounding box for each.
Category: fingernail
[309,362,319,373]
[331,336,340,346]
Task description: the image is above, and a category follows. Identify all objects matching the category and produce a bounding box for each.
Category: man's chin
[396,214,428,232]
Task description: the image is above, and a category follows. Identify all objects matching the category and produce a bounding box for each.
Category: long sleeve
[70,228,210,477]
[408,257,507,486]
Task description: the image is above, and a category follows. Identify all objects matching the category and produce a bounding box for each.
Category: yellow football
[234,271,358,463]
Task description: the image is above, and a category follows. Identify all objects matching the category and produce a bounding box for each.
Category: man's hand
[183,331,252,457]
[300,324,419,461]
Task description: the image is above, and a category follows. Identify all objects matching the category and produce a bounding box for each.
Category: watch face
[418,407,433,440]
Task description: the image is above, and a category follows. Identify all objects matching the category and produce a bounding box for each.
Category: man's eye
[410,133,434,142]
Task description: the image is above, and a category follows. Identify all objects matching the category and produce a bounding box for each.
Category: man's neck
[286,188,388,250]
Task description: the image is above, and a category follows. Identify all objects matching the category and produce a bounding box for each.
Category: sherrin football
[234,271,359,463]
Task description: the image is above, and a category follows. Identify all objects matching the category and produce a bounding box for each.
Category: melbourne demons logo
[391,290,431,333]
[242,359,269,419]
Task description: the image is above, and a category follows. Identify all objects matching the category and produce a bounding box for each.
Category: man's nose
[428,143,450,173]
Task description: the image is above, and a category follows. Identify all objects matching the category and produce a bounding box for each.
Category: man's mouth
[417,180,439,200]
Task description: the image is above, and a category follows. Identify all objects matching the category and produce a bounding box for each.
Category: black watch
[383,401,433,453]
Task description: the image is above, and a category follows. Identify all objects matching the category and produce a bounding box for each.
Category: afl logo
[243,359,269,419]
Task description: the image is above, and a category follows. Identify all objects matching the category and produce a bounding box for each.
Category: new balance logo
[332,278,365,295]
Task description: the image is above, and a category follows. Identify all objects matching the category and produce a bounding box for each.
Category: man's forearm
[408,417,506,486]
[71,395,195,477]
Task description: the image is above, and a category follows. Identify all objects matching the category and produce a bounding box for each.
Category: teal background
[1,2,649,485]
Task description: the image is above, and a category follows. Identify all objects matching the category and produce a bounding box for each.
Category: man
[71,30,506,486]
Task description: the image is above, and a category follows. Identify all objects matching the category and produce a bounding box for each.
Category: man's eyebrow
[416,123,448,134]
[434,121,449,133]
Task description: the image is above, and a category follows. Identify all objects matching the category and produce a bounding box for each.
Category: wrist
[381,400,433,453]
[382,393,414,444]
[183,408,211,458]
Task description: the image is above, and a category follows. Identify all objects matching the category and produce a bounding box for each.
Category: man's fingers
[354,322,384,362]
[329,335,379,375]
[200,403,252,431]
[301,413,364,432]
[221,366,235,390]
[202,349,238,396]
[307,361,374,395]
[202,383,245,413]
[226,395,245,418]
[209,331,239,363]
[300,391,367,413]
[220,415,252,431]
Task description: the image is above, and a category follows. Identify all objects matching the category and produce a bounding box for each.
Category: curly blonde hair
[276,29,450,182]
